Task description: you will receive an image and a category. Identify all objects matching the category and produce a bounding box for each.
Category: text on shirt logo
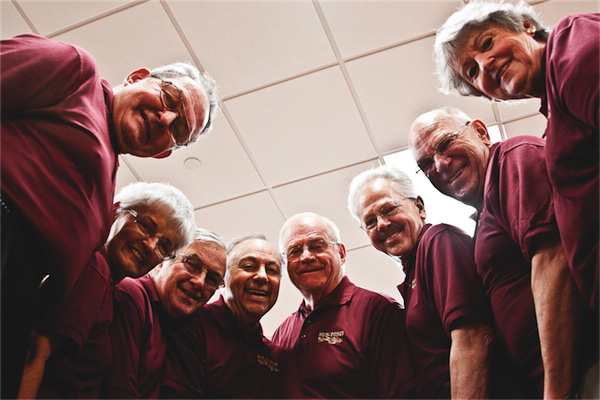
[318,330,344,345]
[257,354,280,372]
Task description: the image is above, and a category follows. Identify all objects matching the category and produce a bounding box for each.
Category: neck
[224,297,260,331]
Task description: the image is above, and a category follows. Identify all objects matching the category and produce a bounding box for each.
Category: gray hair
[114,181,196,251]
[193,228,226,251]
[150,62,220,138]
[226,233,282,269]
[347,165,418,224]
[278,212,341,253]
[434,0,548,98]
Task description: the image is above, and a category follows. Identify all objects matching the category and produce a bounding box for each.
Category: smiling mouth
[140,111,151,141]
[247,289,268,297]
[180,286,202,302]
[129,246,145,263]
[448,166,465,184]
[497,61,510,83]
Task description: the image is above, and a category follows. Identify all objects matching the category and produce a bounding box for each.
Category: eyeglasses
[179,253,224,290]
[361,198,411,232]
[415,122,471,177]
[121,209,176,260]
[283,238,338,262]
[158,79,193,148]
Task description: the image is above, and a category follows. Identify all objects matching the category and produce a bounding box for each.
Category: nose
[190,270,207,288]
[299,247,316,262]
[142,236,160,253]
[433,153,452,173]
[156,109,179,128]
[375,215,392,230]
[475,52,494,75]
[254,266,268,282]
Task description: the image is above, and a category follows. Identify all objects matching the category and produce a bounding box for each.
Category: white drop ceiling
[3,0,597,337]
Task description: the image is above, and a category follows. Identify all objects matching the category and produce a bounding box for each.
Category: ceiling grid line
[11,0,39,36]
[44,0,149,39]
[311,0,385,165]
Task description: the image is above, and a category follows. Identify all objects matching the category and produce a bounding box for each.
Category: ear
[337,242,347,265]
[470,119,491,146]
[414,196,427,220]
[123,68,151,85]
[112,202,121,221]
[153,150,172,159]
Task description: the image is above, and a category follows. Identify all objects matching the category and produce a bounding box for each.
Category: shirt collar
[299,275,355,314]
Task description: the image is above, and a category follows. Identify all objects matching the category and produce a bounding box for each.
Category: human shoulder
[352,284,403,311]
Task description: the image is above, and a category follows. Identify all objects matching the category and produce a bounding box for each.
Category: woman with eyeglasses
[434,1,598,314]
[101,229,227,398]
[17,181,196,399]
[348,165,521,399]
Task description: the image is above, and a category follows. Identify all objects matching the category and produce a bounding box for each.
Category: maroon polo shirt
[475,136,558,396]
[272,276,415,399]
[1,34,118,299]
[542,13,599,310]
[101,276,166,398]
[400,223,492,399]
[162,296,284,398]
[36,249,114,398]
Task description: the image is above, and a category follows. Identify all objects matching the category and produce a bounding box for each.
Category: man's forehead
[230,239,277,260]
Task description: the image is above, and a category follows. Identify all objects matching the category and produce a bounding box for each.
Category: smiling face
[152,240,226,319]
[281,215,346,304]
[224,238,281,328]
[106,204,179,282]
[112,68,210,157]
[454,23,545,100]
[410,118,491,209]
[356,178,426,259]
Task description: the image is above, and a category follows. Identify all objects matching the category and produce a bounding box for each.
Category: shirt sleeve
[548,14,599,130]
[366,300,416,399]
[422,227,490,335]
[0,34,94,116]
[101,283,146,398]
[161,316,207,398]
[495,142,558,261]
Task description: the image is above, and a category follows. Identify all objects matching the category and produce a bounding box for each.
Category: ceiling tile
[345,246,406,306]
[168,0,335,97]
[496,98,541,122]
[273,161,380,250]
[1,1,32,39]
[225,66,378,186]
[121,116,265,209]
[15,0,132,36]
[53,1,192,87]
[346,36,496,153]
[320,0,462,58]
[504,113,548,139]
[534,1,599,27]
[115,158,140,193]
[193,191,285,247]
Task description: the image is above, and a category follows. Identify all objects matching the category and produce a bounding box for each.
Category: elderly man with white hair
[272,212,415,398]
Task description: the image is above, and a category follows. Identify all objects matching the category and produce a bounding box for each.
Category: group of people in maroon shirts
[1,0,598,398]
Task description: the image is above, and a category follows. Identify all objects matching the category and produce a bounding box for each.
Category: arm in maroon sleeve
[161,316,207,398]
[0,34,88,115]
[367,301,416,399]
[103,288,146,398]
[425,227,494,399]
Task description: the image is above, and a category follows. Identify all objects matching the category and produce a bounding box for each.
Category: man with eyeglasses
[347,165,523,398]
[409,107,598,398]
[16,182,196,398]
[101,229,226,398]
[162,233,284,398]
[272,212,415,398]
[1,34,219,397]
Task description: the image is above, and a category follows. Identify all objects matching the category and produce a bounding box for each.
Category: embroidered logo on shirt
[257,354,280,372]
[317,330,344,345]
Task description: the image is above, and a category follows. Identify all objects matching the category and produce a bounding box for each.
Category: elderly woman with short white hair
[19,181,196,398]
